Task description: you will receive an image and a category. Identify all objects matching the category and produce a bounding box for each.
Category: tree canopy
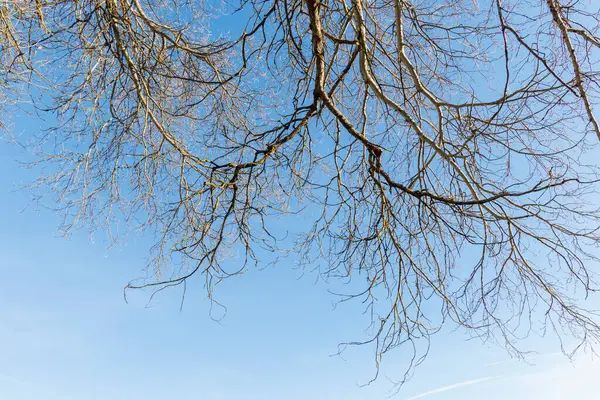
[3,0,600,387]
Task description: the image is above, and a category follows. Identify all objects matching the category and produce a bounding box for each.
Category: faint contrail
[405,376,500,400]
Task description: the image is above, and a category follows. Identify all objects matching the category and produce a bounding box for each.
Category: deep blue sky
[2,109,600,399]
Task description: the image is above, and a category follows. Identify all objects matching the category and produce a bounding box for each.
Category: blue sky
[2,117,600,399]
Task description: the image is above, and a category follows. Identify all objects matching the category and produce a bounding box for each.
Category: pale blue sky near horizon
[2,113,600,400]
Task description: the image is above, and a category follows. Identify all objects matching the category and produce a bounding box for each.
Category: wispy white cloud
[405,376,500,400]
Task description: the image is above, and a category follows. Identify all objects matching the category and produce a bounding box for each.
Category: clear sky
[2,117,600,399]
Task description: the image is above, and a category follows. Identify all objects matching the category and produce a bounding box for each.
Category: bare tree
[3,0,600,388]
